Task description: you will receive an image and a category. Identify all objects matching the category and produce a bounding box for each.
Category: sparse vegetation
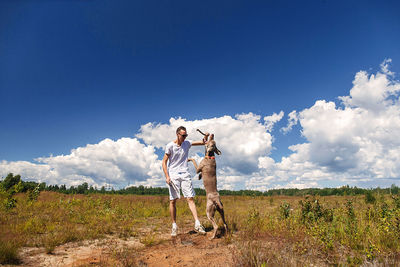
[1,174,400,265]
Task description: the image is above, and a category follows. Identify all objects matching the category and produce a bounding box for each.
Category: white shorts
[168,172,195,200]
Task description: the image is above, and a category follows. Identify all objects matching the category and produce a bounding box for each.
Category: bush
[391,195,400,210]
[365,191,376,204]
[345,200,356,221]
[1,176,23,210]
[28,184,40,202]
[299,197,334,224]
[4,197,17,210]
[279,202,291,219]
[300,198,322,222]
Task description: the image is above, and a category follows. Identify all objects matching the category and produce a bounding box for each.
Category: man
[162,126,208,237]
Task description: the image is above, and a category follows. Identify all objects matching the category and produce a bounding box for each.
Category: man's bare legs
[170,198,198,222]
[170,199,177,223]
[186,197,199,221]
[187,197,206,234]
[170,197,205,235]
[170,199,178,236]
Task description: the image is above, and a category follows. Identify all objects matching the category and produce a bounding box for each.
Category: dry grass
[0,240,21,265]
[1,192,399,266]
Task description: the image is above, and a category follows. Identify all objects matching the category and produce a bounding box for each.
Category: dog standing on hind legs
[188,130,228,240]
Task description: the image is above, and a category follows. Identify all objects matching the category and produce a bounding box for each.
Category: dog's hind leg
[216,200,228,234]
[206,199,218,240]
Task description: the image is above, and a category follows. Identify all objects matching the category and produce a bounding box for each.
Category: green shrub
[323,207,334,222]
[300,197,330,223]
[247,207,261,226]
[380,202,390,219]
[279,202,291,219]
[4,197,17,210]
[392,195,400,209]
[1,178,23,210]
[345,199,356,221]
[28,184,40,202]
[365,191,376,204]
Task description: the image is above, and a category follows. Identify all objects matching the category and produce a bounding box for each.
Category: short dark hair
[176,126,186,134]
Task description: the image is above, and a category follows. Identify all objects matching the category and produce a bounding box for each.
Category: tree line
[1,173,399,196]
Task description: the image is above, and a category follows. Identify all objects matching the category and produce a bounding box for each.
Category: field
[1,191,400,266]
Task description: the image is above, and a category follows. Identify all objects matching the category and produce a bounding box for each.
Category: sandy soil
[19,235,144,267]
[138,231,233,267]
[17,227,234,267]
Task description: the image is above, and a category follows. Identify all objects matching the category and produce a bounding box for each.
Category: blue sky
[1,1,400,189]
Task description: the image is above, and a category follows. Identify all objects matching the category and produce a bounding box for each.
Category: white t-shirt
[165,140,192,175]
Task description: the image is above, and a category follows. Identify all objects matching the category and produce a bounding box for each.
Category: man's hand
[202,132,210,144]
[166,176,171,185]
[195,129,210,145]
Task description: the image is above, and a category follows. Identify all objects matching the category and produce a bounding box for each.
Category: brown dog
[189,132,228,239]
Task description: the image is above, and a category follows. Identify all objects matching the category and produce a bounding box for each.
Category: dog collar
[205,156,215,159]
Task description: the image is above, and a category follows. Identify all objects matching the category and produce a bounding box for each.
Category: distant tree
[391,184,399,194]
[77,182,89,194]
[138,185,145,194]
[1,173,21,191]
[69,186,76,194]
[100,186,106,194]
[89,186,95,193]
[21,181,39,192]
[60,184,67,193]
[39,182,46,191]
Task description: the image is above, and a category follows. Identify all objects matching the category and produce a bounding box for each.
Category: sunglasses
[179,133,188,138]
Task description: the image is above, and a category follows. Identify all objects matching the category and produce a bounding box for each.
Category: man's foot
[171,224,178,237]
[194,223,206,235]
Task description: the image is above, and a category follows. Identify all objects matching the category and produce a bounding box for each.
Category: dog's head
[205,134,221,156]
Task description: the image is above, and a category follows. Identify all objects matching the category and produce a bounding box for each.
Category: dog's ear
[209,134,214,141]
[215,146,221,155]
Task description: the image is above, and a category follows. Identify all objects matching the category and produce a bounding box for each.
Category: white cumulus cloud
[263,111,284,132]
[1,138,163,188]
[280,110,299,134]
[267,59,400,188]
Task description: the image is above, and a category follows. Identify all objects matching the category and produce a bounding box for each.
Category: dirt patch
[138,231,234,267]
[18,226,234,267]
[19,236,144,267]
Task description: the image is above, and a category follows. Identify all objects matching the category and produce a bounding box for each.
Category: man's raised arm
[191,132,210,146]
